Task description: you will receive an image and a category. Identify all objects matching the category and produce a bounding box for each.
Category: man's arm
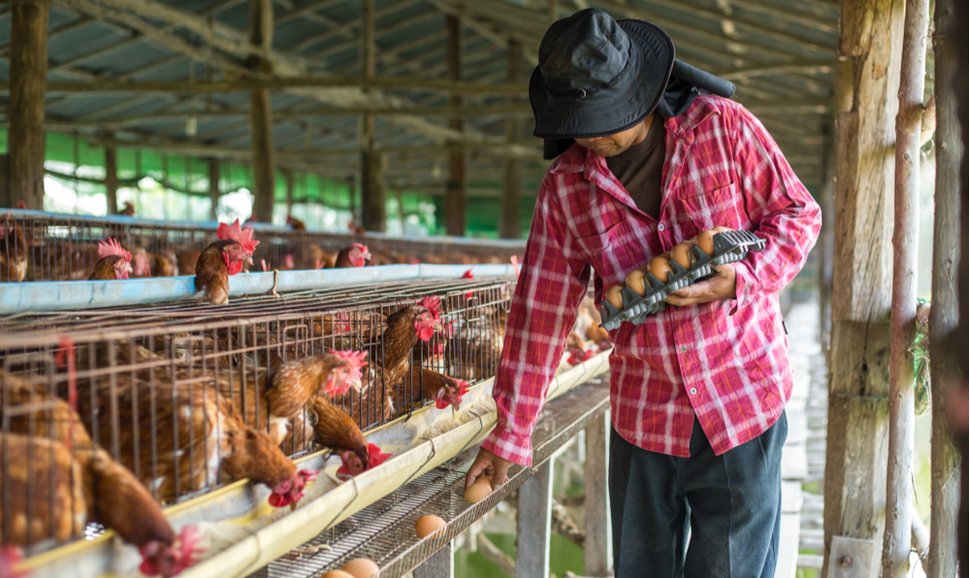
[466,176,591,487]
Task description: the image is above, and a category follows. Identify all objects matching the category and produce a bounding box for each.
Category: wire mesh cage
[0,211,524,282]
[0,276,514,557]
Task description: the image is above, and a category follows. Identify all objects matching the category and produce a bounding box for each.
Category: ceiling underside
[0,0,839,195]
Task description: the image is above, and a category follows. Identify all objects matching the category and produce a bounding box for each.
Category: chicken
[119,201,135,217]
[75,372,314,509]
[0,212,27,282]
[87,238,133,280]
[395,366,470,413]
[0,373,201,576]
[333,243,371,268]
[309,396,390,478]
[177,250,201,275]
[215,350,366,452]
[195,220,259,305]
[133,249,179,278]
[355,297,442,426]
[286,214,307,230]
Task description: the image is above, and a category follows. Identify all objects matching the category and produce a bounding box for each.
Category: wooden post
[248,0,275,224]
[208,159,220,221]
[584,411,611,576]
[104,141,119,215]
[928,0,962,575]
[445,15,466,237]
[412,540,454,578]
[816,138,835,362]
[823,0,905,576]
[882,0,928,575]
[359,0,385,232]
[516,459,553,578]
[500,40,523,240]
[8,0,50,210]
[283,168,294,214]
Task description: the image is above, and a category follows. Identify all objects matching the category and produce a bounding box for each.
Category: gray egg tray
[598,230,767,330]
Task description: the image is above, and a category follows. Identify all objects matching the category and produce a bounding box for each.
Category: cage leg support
[516,458,554,578]
[412,539,455,578]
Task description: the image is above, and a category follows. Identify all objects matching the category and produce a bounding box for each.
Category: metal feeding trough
[598,230,767,330]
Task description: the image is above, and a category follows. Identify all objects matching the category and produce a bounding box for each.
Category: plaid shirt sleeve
[482,175,592,466]
[730,105,822,312]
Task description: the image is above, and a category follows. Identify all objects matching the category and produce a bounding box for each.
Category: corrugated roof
[0,0,838,192]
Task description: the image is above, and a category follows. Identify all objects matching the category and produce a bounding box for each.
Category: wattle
[227,261,243,276]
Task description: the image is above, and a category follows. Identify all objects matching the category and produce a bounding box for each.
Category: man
[465,8,821,578]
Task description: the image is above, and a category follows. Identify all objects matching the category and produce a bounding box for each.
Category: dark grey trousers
[609,412,787,578]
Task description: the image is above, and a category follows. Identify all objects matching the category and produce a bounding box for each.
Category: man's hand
[465,447,512,489]
[665,262,737,306]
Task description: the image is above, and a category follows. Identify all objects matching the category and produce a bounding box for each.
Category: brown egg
[415,515,446,538]
[647,256,674,284]
[670,243,693,270]
[323,571,356,578]
[464,480,492,503]
[696,230,717,256]
[605,285,624,309]
[626,268,648,296]
[342,558,380,578]
[713,226,733,233]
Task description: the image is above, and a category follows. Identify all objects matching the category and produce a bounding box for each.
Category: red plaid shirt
[483,96,821,465]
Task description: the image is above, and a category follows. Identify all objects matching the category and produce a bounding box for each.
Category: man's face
[574,115,653,157]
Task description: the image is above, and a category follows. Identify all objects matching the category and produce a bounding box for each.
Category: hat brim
[531,19,675,140]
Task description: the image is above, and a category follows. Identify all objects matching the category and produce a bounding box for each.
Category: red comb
[217,219,260,255]
[330,349,368,370]
[419,296,441,319]
[462,269,474,279]
[97,238,131,262]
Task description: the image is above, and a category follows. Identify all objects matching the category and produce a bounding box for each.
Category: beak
[243,253,254,266]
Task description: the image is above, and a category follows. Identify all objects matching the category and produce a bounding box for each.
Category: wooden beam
[0,76,529,96]
[445,14,466,237]
[8,0,50,210]
[928,1,962,576]
[824,0,904,575]
[248,0,276,224]
[500,40,522,240]
[716,60,835,81]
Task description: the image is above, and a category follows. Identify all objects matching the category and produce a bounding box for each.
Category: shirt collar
[547,96,722,176]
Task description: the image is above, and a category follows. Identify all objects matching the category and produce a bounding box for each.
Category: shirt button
[689,387,698,395]
[680,345,687,353]
[658,224,666,232]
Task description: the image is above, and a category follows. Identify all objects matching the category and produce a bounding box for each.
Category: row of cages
[0,210,526,282]
[0,276,515,558]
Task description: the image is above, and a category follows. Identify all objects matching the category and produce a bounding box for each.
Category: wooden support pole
[823,0,904,575]
[208,159,220,221]
[516,458,553,578]
[412,540,454,578]
[359,0,385,232]
[500,40,522,240]
[8,0,50,210]
[248,0,275,224]
[584,411,611,576]
[283,168,294,214]
[928,1,962,576]
[104,140,119,215]
[445,14,466,237]
[882,0,928,574]
[817,132,836,363]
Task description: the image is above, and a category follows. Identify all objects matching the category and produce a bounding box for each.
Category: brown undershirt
[605,116,666,220]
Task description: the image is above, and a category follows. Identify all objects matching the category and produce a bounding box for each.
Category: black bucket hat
[530,8,676,142]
